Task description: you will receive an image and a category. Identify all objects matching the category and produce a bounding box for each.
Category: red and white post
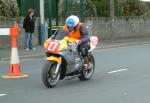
[1,22,28,79]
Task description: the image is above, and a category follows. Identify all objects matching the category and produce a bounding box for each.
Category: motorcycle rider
[63,15,90,58]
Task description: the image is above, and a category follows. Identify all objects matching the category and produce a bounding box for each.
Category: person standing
[23,8,36,50]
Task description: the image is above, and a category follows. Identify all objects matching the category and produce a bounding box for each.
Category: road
[0,44,150,103]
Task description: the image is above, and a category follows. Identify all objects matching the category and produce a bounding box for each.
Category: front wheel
[79,54,95,81]
[42,61,61,88]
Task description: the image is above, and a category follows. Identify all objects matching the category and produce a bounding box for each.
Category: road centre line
[0,94,7,97]
[108,69,128,74]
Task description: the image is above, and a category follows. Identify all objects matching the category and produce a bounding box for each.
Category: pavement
[0,46,45,62]
[0,37,150,62]
[1,43,150,103]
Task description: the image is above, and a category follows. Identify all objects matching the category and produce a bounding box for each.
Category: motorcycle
[42,31,98,88]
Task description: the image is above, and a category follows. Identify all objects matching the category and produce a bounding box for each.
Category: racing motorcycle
[42,31,98,88]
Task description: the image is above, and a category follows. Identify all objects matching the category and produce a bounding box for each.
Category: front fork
[54,58,62,74]
[46,56,62,75]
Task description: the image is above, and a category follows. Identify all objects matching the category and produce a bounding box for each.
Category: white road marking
[108,69,128,74]
[0,94,7,97]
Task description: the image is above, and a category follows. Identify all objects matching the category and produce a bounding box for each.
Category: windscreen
[54,29,68,40]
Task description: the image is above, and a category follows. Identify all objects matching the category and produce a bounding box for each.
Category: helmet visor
[67,26,75,32]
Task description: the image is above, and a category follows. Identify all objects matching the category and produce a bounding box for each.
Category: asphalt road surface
[0,44,150,103]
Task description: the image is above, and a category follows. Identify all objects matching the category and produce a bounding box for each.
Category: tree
[0,0,19,17]
[92,0,110,17]
[58,0,148,18]
[115,0,146,16]
[58,0,98,18]
[124,0,144,16]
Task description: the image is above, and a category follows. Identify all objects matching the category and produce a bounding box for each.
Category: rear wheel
[79,54,95,81]
[42,61,60,88]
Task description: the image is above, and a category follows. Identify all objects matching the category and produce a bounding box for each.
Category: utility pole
[80,0,84,22]
[110,0,115,18]
[48,0,52,38]
[110,0,115,42]
[40,0,45,44]
[56,0,59,26]
[65,0,68,17]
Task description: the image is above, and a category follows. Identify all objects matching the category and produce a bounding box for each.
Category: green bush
[0,0,19,17]
[58,0,148,17]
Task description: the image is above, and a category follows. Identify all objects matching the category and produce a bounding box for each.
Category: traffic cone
[2,23,28,79]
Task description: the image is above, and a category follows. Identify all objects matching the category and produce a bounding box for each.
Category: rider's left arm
[80,25,90,44]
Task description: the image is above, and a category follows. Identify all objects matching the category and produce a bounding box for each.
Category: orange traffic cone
[2,23,28,79]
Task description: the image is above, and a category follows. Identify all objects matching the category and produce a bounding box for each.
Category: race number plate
[47,40,60,53]
[90,36,98,47]
[89,36,98,52]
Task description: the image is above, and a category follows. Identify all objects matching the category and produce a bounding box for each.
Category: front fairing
[44,36,79,55]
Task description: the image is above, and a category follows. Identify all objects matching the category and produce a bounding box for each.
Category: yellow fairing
[44,39,50,49]
[46,56,62,64]
[63,36,80,43]
[44,36,80,52]
[58,36,79,51]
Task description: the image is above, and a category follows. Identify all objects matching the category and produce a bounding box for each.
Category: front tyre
[42,61,60,88]
[79,54,95,81]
